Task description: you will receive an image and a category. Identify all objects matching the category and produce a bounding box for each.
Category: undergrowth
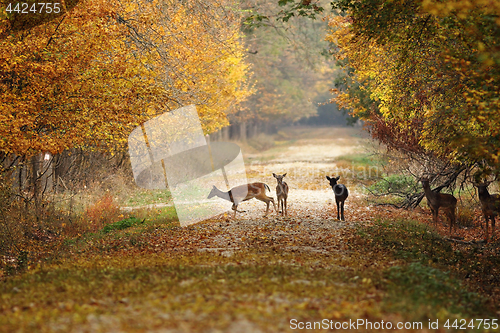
[351,218,499,317]
[102,217,144,234]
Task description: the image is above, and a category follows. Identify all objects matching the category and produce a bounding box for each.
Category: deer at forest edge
[273,173,289,216]
[473,181,500,242]
[420,178,457,234]
[326,176,349,221]
[207,182,276,218]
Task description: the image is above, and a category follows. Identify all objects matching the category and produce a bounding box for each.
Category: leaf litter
[1,130,499,332]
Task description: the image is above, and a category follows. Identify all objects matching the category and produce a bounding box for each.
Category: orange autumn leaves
[0,0,252,156]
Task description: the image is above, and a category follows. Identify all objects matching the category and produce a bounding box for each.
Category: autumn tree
[1,0,251,157]
[327,0,500,187]
[0,0,252,213]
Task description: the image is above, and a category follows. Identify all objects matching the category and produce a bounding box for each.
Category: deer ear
[283,173,287,177]
[336,176,340,181]
[326,176,331,181]
[273,173,277,178]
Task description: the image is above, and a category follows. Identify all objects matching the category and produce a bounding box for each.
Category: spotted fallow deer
[326,176,349,221]
[473,180,500,242]
[207,182,276,218]
[273,173,289,216]
[420,177,457,234]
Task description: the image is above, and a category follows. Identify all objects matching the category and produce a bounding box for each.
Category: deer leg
[231,204,245,213]
[450,207,456,234]
[448,210,452,234]
[492,216,496,240]
[284,197,287,216]
[431,207,438,225]
[232,203,238,218]
[336,199,340,220]
[485,215,490,242]
[264,200,270,217]
[259,196,274,217]
[270,197,276,212]
[444,208,451,233]
[340,201,345,221]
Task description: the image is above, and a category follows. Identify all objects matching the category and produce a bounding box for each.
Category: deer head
[273,173,287,184]
[207,185,219,199]
[326,175,340,187]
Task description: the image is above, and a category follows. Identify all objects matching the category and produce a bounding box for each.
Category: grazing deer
[273,173,289,216]
[207,182,276,218]
[473,181,500,242]
[420,178,457,234]
[326,176,349,221]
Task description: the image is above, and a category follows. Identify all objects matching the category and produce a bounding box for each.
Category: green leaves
[102,217,144,234]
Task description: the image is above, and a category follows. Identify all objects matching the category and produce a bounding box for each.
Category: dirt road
[229,127,369,220]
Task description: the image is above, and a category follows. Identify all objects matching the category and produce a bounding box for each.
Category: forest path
[224,126,370,221]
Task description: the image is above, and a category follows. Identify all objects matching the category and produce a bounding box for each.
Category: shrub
[369,174,416,194]
[102,217,144,234]
[84,193,121,232]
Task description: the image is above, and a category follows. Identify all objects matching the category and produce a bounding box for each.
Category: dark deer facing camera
[273,173,289,216]
[473,181,500,242]
[207,182,276,218]
[420,178,457,234]
[326,176,349,221]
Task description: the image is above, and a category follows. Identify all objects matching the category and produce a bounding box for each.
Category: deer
[420,177,457,234]
[326,176,349,221]
[472,180,500,242]
[273,173,289,216]
[207,182,276,218]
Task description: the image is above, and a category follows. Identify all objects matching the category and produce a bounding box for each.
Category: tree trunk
[240,122,247,141]
[252,122,259,138]
[40,153,53,195]
[221,126,230,141]
[31,154,40,219]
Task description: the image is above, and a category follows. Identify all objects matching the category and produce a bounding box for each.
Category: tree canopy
[328,0,500,170]
[0,0,251,156]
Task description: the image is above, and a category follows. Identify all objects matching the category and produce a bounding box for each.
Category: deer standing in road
[420,177,457,234]
[326,176,349,221]
[473,180,500,242]
[207,182,276,218]
[273,173,289,216]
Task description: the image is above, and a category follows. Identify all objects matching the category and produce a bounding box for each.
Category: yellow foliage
[0,0,252,156]
[326,0,500,167]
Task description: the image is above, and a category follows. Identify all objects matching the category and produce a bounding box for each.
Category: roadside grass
[0,216,497,332]
[102,217,145,234]
[351,219,499,319]
[132,205,179,225]
[122,189,172,207]
[335,153,384,169]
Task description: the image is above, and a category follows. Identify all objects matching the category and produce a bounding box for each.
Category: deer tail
[265,184,271,192]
